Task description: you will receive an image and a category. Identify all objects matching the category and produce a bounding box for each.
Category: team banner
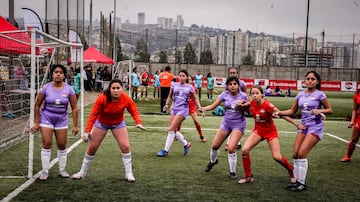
[69,29,82,63]
[21,8,44,42]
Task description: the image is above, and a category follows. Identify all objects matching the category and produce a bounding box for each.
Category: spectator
[265,86,273,96]
[159,66,174,113]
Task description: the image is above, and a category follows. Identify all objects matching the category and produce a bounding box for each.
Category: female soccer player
[275,71,333,192]
[177,75,206,142]
[157,69,202,157]
[131,67,140,101]
[238,85,299,185]
[200,76,249,180]
[153,70,160,100]
[31,64,79,180]
[71,79,146,182]
[340,88,360,162]
[206,72,214,102]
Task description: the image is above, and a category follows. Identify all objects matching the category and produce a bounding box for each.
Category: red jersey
[354,93,360,124]
[85,93,142,132]
[141,72,149,85]
[250,99,277,135]
[188,85,196,113]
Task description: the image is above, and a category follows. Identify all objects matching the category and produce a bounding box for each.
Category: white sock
[293,159,299,180]
[210,148,219,163]
[175,131,188,146]
[228,152,237,173]
[41,148,51,174]
[164,131,175,151]
[298,158,308,185]
[79,153,94,174]
[122,152,132,175]
[57,149,67,172]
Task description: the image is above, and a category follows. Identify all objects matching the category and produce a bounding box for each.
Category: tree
[183,43,196,64]
[158,51,168,63]
[199,50,213,64]
[175,50,182,64]
[134,38,150,62]
[242,54,254,65]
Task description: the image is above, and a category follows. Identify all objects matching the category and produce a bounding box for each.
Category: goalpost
[0,28,84,179]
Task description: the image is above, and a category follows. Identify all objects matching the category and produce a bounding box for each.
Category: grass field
[1,90,359,201]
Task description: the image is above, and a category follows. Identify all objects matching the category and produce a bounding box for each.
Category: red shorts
[252,129,278,142]
[189,100,196,113]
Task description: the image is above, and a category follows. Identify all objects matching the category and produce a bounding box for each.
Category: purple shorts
[94,120,126,131]
[219,117,246,134]
[171,107,189,118]
[39,111,68,130]
[299,122,324,140]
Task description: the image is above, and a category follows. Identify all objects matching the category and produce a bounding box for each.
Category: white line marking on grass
[325,133,360,148]
[1,139,83,202]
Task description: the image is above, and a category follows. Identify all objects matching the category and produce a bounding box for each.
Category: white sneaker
[71,172,86,180]
[39,172,48,181]
[59,170,70,178]
[124,173,135,182]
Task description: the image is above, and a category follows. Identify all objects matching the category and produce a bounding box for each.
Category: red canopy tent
[84,46,114,64]
[0,15,34,54]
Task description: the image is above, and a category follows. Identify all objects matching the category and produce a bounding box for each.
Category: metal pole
[113,0,117,62]
[304,0,310,67]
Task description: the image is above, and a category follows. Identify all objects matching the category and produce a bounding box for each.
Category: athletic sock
[347,140,356,157]
[41,148,51,174]
[276,156,294,177]
[228,152,237,173]
[175,131,188,146]
[57,149,67,172]
[164,131,175,151]
[297,158,308,185]
[79,153,95,174]
[242,153,252,177]
[195,122,203,137]
[210,148,219,163]
[122,152,133,175]
[293,159,299,179]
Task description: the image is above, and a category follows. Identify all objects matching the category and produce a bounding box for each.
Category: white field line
[2,119,358,201]
[1,139,83,202]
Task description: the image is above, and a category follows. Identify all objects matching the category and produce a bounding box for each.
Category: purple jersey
[218,91,248,120]
[40,83,75,115]
[296,89,326,127]
[171,82,194,111]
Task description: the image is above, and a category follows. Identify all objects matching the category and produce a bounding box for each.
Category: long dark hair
[305,70,321,90]
[179,69,189,83]
[104,79,123,102]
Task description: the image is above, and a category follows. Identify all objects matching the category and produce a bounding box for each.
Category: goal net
[0,28,84,179]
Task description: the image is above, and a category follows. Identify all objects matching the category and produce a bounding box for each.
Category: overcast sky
[1,0,360,40]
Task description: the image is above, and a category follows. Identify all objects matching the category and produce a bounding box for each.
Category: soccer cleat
[184,142,192,155]
[39,172,49,181]
[236,144,242,150]
[156,150,169,157]
[290,181,306,192]
[340,155,351,162]
[229,172,237,180]
[59,170,70,178]
[238,175,254,184]
[71,172,86,180]
[205,160,218,172]
[200,137,206,143]
[124,173,136,182]
[225,144,228,151]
